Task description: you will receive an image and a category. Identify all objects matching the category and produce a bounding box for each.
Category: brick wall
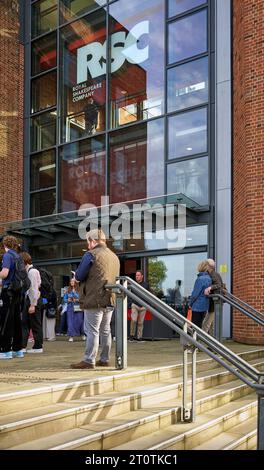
[0,0,24,228]
[233,0,264,344]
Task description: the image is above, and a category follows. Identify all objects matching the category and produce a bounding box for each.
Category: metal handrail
[214,291,264,328]
[106,276,264,450]
[123,276,264,380]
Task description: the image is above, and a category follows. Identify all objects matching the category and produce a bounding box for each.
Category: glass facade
[109,0,165,127]
[60,9,106,142]
[26,0,212,257]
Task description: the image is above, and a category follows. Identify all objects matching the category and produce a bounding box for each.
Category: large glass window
[30,110,57,152]
[31,189,56,217]
[31,71,57,113]
[147,252,207,307]
[168,107,207,159]
[31,32,57,76]
[60,0,106,24]
[168,0,206,18]
[30,150,56,190]
[109,119,165,203]
[32,0,58,38]
[168,10,207,64]
[60,136,106,212]
[60,9,106,143]
[167,157,208,206]
[167,57,208,113]
[109,0,165,128]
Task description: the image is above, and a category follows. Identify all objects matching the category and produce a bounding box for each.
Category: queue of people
[0,232,226,366]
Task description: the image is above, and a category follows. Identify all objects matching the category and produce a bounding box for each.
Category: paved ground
[0,337,263,394]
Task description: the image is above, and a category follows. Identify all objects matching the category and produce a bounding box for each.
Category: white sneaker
[47,337,56,341]
[27,348,43,354]
[68,337,74,342]
[81,335,86,341]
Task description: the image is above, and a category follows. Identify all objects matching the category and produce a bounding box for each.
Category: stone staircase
[0,348,263,451]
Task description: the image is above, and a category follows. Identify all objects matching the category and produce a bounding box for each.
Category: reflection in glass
[168,0,206,17]
[168,107,207,159]
[31,32,57,76]
[147,252,207,307]
[32,0,57,38]
[30,111,57,152]
[30,149,56,190]
[60,0,106,24]
[145,225,208,250]
[31,189,56,217]
[167,157,208,206]
[60,136,106,212]
[168,10,207,64]
[109,119,164,203]
[31,72,57,113]
[109,225,208,253]
[109,0,165,128]
[31,241,87,261]
[167,57,208,112]
[60,10,106,142]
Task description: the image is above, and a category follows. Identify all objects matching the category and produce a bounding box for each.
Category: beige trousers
[202,311,214,335]
[130,304,146,339]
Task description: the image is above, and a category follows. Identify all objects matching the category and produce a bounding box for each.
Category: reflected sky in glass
[168,0,206,17]
[167,156,208,206]
[167,56,208,112]
[168,9,207,64]
[168,107,207,159]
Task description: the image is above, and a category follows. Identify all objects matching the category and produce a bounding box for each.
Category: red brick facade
[233,0,264,344]
[0,0,24,227]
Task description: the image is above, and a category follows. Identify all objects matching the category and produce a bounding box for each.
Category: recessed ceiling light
[131,160,136,164]
[130,243,136,247]
[186,147,193,151]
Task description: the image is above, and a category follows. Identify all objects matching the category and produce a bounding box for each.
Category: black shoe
[128,336,135,342]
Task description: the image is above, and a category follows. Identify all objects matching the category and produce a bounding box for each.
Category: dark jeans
[0,288,22,352]
[191,311,206,329]
[22,296,43,349]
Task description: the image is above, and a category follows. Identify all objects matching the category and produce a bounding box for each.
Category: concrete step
[6,381,255,449]
[1,349,262,450]
[0,358,255,450]
[193,416,257,450]
[0,348,263,417]
[113,396,257,450]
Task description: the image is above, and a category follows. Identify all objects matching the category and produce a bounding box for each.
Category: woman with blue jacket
[65,279,85,342]
[189,261,212,328]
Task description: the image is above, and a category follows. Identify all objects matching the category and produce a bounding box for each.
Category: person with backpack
[20,252,43,353]
[0,236,26,359]
[42,288,57,342]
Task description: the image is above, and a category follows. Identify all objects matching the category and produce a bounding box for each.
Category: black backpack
[38,268,54,298]
[8,252,31,293]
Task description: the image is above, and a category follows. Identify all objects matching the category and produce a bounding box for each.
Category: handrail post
[212,295,223,342]
[181,322,189,421]
[115,279,127,370]
[257,375,264,450]
[180,321,196,422]
[191,330,197,422]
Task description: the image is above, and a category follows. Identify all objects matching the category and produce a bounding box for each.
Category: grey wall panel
[215,0,232,338]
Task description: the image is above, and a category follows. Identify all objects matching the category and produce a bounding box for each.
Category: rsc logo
[77,21,149,83]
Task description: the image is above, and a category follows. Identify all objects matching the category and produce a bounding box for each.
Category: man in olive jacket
[71,229,120,369]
